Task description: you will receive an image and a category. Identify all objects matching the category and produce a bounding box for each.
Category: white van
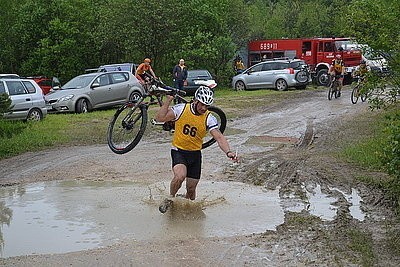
[0,76,47,121]
[362,49,388,73]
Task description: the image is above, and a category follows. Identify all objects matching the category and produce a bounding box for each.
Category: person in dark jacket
[172,59,188,90]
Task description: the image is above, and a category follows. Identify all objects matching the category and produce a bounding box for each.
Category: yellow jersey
[172,103,210,151]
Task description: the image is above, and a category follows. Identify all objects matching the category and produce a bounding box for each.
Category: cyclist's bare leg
[170,164,187,197]
[186,177,200,200]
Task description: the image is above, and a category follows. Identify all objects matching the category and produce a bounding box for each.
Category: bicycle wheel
[202,106,227,149]
[351,85,359,104]
[360,91,368,102]
[333,82,339,99]
[328,86,333,100]
[107,103,148,154]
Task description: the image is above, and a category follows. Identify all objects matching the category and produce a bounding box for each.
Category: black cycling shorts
[171,149,202,179]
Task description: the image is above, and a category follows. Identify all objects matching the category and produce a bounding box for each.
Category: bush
[0,93,12,118]
[380,110,400,211]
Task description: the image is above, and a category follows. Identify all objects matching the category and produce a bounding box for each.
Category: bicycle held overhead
[107,74,227,154]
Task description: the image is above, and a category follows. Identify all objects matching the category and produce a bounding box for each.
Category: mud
[0,88,399,266]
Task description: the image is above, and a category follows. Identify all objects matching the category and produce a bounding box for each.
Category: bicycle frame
[107,76,227,154]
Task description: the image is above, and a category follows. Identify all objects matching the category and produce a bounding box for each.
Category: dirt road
[1,88,399,266]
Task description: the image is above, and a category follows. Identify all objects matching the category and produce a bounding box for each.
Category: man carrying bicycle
[155,86,238,211]
[329,54,345,97]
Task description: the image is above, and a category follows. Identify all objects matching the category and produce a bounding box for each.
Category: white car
[232,59,311,91]
[45,71,144,113]
[0,76,47,121]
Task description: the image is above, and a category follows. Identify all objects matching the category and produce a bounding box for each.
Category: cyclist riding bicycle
[135,58,157,87]
[329,54,345,97]
[352,59,370,79]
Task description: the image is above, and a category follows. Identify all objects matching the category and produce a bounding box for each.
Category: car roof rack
[0,74,20,79]
[84,68,101,73]
[262,57,292,62]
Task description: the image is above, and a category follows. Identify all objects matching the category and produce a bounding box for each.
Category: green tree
[0,0,24,73]
[247,0,344,39]
[345,0,399,108]
[14,0,101,82]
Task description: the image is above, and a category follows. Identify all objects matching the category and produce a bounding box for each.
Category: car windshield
[188,70,210,78]
[62,74,96,89]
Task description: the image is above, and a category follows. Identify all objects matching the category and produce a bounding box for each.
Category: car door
[108,72,131,103]
[244,63,265,89]
[259,62,277,88]
[5,80,33,115]
[89,73,113,107]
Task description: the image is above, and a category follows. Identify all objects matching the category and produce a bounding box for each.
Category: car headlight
[58,94,74,102]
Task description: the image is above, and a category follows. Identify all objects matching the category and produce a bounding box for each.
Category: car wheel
[76,98,90,113]
[234,81,246,91]
[129,91,142,103]
[317,69,330,86]
[26,108,43,121]
[275,79,288,91]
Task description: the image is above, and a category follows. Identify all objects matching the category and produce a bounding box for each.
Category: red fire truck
[247,38,362,85]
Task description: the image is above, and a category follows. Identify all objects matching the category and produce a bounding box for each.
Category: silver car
[232,59,311,91]
[45,71,143,113]
[0,76,47,121]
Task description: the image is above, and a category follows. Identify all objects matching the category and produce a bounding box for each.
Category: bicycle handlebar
[153,86,186,96]
[148,76,187,96]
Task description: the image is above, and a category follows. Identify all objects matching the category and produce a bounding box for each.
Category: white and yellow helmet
[194,86,214,105]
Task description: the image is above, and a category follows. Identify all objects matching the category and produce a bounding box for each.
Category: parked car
[27,76,61,95]
[183,69,216,95]
[45,71,143,113]
[232,59,311,91]
[0,76,47,121]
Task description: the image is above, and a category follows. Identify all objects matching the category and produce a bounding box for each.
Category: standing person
[235,57,246,75]
[135,58,157,85]
[329,54,345,97]
[172,59,188,90]
[155,86,238,212]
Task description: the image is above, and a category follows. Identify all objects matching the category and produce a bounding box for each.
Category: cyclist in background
[329,54,345,97]
[352,59,370,78]
[135,58,157,84]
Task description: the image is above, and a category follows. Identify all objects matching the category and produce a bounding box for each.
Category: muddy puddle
[0,179,365,258]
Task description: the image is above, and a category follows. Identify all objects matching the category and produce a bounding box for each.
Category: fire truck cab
[248,38,362,85]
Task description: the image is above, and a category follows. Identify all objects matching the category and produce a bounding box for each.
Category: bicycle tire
[328,86,333,100]
[351,85,359,104]
[360,92,367,102]
[334,82,339,99]
[202,106,227,149]
[107,103,148,154]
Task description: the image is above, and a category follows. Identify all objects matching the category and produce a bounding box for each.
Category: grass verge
[0,87,306,159]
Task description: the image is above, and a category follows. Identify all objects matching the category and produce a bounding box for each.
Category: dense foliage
[0,0,350,84]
